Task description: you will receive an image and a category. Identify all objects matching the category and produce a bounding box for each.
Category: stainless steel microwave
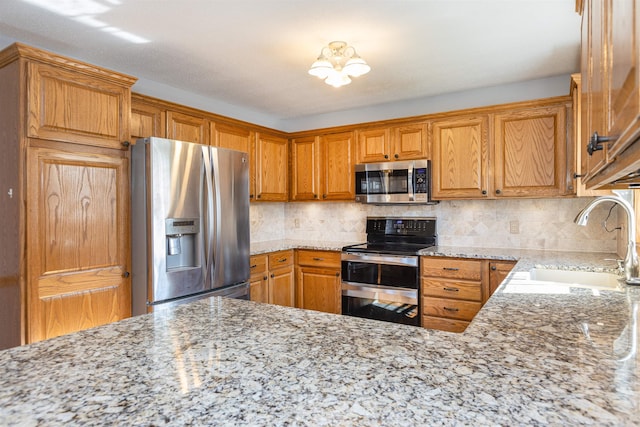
[354,159,436,204]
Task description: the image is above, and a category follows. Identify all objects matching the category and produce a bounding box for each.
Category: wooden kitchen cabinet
[254,133,289,201]
[430,98,570,199]
[356,122,427,163]
[488,260,517,296]
[166,110,209,145]
[211,122,253,152]
[290,132,355,201]
[131,95,166,140]
[578,0,640,187]
[493,103,568,198]
[249,254,269,304]
[431,114,490,199]
[0,43,136,347]
[268,250,295,307]
[295,250,341,314]
[249,251,295,307]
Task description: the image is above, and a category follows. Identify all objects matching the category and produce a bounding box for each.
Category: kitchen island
[0,248,638,426]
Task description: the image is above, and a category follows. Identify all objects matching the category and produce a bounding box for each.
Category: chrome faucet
[575,195,640,284]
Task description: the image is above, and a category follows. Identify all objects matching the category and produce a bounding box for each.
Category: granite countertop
[1,247,638,426]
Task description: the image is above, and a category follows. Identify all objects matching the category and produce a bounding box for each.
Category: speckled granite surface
[1,247,638,426]
[250,239,357,255]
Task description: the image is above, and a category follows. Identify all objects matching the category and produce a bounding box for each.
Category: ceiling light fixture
[308,41,371,88]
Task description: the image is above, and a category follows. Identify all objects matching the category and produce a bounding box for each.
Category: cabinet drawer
[422,315,470,333]
[422,297,482,321]
[421,278,482,302]
[250,254,268,275]
[421,257,482,280]
[268,250,294,268]
[297,250,341,268]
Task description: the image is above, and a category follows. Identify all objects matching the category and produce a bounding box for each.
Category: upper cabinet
[211,122,253,152]
[166,110,209,145]
[431,115,490,199]
[131,95,165,140]
[290,131,355,201]
[430,98,571,199]
[26,61,134,150]
[357,122,428,163]
[255,133,288,201]
[579,0,640,187]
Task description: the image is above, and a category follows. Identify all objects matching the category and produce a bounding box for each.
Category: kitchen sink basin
[528,268,623,291]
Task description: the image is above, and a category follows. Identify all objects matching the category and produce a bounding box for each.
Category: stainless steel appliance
[131,137,250,316]
[354,159,436,205]
[341,217,437,326]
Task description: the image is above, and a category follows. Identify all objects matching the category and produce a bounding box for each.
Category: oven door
[341,252,420,326]
[342,283,419,326]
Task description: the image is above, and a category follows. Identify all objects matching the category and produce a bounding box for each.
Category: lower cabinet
[249,250,295,307]
[421,256,515,333]
[296,250,341,314]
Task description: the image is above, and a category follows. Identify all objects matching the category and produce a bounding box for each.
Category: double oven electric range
[341,217,437,326]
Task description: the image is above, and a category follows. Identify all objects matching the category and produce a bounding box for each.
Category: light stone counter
[0,248,638,426]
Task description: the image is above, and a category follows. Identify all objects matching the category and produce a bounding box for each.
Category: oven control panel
[366,217,436,236]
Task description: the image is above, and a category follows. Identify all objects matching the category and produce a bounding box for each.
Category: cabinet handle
[573,173,584,179]
[481,190,487,195]
[491,265,497,271]
[121,140,131,148]
[443,307,459,312]
[394,154,399,159]
[250,264,257,269]
[495,189,502,195]
[587,131,615,155]
[384,154,389,159]
[277,258,287,263]
[313,257,324,261]
[123,271,130,278]
[443,287,459,292]
[442,267,459,271]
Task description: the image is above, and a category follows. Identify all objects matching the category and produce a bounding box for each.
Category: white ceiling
[0,0,581,130]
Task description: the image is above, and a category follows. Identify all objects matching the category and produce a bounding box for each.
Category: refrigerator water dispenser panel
[165,218,200,270]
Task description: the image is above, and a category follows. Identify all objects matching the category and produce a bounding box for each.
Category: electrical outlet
[294,218,300,228]
[509,220,519,234]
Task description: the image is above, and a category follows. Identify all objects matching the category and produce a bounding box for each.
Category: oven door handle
[341,282,418,305]
[341,252,419,267]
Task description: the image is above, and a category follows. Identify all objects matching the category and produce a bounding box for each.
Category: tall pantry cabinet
[0,43,136,348]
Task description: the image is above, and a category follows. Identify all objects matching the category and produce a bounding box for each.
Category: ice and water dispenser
[165,218,200,269]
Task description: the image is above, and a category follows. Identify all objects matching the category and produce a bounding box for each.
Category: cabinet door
[269,266,295,307]
[166,110,209,144]
[131,102,165,140]
[321,131,355,200]
[606,0,639,159]
[290,136,320,201]
[255,133,288,201]
[494,105,567,197]
[250,274,269,304]
[581,0,610,181]
[26,146,130,343]
[297,266,341,314]
[27,62,131,149]
[430,115,489,199]
[211,122,252,152]
[393,123,428,160]
[357,128,390,163]
[488,261,516,298]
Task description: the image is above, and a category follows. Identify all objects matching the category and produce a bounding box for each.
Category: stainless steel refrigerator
[131,137,250,316]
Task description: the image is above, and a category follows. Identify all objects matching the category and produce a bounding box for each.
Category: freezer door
[208,147,250,289]
[148,138,208,303]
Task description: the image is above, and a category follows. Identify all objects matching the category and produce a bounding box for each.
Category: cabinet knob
[495,189,502,195]
[384,154,389,159]
[121,141,131,148]
[256,194,261,199]
[481,190,487,195]
[263,276,268,281]
[123,271,130,278]
[335,272,340,277]
[314,194,318,199]
[250,194,254,199]
[322,194,327,199]
[587,131,614,156]
[270,274,275,278]
[394,154,399,159]
[491,265,497,271]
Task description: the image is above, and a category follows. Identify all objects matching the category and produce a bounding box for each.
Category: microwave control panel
[414,168,428,194]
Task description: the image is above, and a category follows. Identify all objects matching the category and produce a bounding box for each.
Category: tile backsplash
[250,198,619,253]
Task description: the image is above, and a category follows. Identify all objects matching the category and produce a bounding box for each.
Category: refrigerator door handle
[203,146,215,288]
[211,149,223,287]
